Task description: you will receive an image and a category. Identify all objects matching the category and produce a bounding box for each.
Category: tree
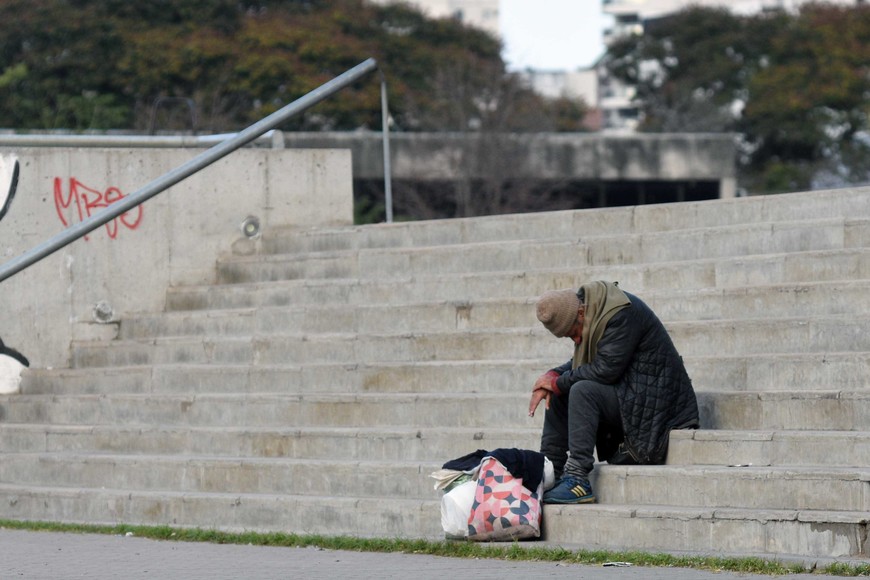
[603,2,870,194]
[740,3,870,192]
[0,0,585,133]
[0,0,592,221]
[0,0,130,129]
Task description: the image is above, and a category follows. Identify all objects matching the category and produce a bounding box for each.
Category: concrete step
[667,429,870,468]
[0,424,540,461]
[70,315,870,368]
[22,351,870,397]
[0,392,543,429]
[234,188,870,255]
[1,422,867,468]
[121,280,870,339]
[700,391,870,430]
[219,218,869,284]
[165,248,870,312]
[1,454,867,513]
[0,453,442,499]
[2,391,869,430]
[684,352,870,393]
[0,484,441,538]
[124,299,541,339]
[592,464,870,512]
[668,315,870,357]
[25,360,555,396]
[541,503,869,559]
[0,484,864,559]
[219,239,590,284]
[568,218,869,267]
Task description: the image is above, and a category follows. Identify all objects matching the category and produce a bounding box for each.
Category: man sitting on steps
[530,280,700,504]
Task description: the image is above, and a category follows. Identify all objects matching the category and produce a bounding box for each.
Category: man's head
[536,289,586,344]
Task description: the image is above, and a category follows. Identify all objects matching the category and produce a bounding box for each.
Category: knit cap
[536,289,580,337]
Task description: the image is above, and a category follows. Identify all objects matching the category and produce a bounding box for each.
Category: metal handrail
[0,58,380,284]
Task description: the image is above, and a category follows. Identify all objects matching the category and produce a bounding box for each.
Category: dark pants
[540,379,623,480]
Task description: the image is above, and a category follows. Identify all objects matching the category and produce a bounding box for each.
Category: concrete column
[719,177,738,199]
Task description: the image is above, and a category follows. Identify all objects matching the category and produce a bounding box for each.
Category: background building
[366,0,501,36]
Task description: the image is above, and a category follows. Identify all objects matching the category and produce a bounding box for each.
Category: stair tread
[70,312,870,345]
[1,481,867,524]
[6,451,869,476]
[6,388,870,400]
[238,216,860,257]
[169,246,870,293]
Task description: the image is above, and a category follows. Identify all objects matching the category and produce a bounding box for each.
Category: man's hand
[533,371,558,393]
[528,387,550,417]
[529,371,560,417]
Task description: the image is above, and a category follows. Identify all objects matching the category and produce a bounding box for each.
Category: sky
[499,0,612,72]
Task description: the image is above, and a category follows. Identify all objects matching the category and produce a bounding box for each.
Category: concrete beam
[280,131,737,182]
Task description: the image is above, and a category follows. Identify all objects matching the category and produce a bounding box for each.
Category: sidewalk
[0,529,855,580]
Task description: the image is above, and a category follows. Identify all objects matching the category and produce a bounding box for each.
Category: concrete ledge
[19,352,870,396]
[163,248,870,311]
[0,484,443,538]
[4,390,870,430]
[542,504,869,559]
[0,424,540,461]
[668,429,870,467]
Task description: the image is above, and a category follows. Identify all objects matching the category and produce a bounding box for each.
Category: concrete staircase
[2,187,869,561]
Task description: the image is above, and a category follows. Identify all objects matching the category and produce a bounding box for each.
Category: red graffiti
[53,177,143,240]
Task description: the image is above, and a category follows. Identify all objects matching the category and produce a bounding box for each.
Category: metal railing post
[0,58,378,284]
[380,72,394,223]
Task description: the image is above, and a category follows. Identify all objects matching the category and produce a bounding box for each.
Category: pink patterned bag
[466,457,542,541]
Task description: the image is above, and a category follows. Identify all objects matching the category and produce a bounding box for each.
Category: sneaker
[542,476,596,504]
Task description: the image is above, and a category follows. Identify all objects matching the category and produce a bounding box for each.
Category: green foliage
[0,0,586,134]
[741,3,870,188]
[0,0,130,128]
[604,2,870,193]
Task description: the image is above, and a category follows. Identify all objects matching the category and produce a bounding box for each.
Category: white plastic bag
[543,457,556,490]
[0,352,26,395]
[440,480,476,538]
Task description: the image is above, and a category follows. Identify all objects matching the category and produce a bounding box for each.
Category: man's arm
[555,308,644,394]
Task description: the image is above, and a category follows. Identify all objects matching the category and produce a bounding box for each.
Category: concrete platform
[3,188,870,561]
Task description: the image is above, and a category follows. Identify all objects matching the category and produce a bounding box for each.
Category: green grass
[1,519,868,576]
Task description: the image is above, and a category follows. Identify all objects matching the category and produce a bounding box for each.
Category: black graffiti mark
[0,155,19,223]
[0,337,28,368]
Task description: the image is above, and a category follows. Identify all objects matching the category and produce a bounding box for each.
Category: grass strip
[1,519,867,576]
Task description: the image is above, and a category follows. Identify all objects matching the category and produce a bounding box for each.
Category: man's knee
[568,379,614,405]
[568,380,621,423]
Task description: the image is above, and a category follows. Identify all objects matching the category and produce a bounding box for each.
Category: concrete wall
[281,131,737,197]
[0,147,352,369]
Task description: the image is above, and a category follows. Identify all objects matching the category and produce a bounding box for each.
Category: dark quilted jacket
[551,292,699,464]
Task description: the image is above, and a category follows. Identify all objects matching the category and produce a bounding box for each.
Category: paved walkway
[0,529,858,580]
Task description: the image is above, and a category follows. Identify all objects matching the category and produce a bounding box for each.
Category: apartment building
[366,0,500,36]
